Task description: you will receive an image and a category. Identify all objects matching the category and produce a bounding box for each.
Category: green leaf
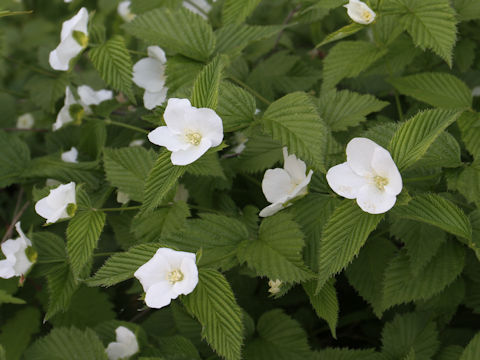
[67,209,106,277]
[315,348,381,360]
[165,55,204,97]
[237,212,314,283]
[453,0,480,21]
[222,0,262,25]
[389,109,462,170]
[142,151,188,214]
[391,194,472,241]
[346,237,397,317]
[124,7,215,61]
[321,40,387,90]
[386,0,457,66]
[233,134,282,173]
[182,268,244,360]
[86,243,160,286]
[0,307,41,360]
[460,332,480,360]
[191,55,227,110]
[317,201,383,290]
[0,131,30,188]
[414,131,461,170]
[317,89,389,132]
[25,74,69,113]
[262,92,327,172]
[89,35,134,101]
[103,147,157,202]
[303,279,338,338]
[217,81,256,132]
[244,309,312,360]
[452,162,480,208]
[390,73,472,109]
[25,327,107,360]
[381,312,439,360]
[381,240,465,312]
[457,111,480,158]
[186,152,226,179]
[316,23,365,48]
[45,263,79,321]
[0,289,25,305]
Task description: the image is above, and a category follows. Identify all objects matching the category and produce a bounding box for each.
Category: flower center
[167,269,184,284]
[374,175,389,190]
[185,131,202,146]
[362,10,373,22]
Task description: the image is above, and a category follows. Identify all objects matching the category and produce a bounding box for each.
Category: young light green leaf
[222,0,262,25]
[0,290,25,305]
[389,109,462,170]
[182,268,244,360]
[89,35,134,101]
[191,55,227,110]
[390,73,472,109]
[316,23,365,48]
[460,332,480,360]
[124,7,215,61]
[262,92,327,172]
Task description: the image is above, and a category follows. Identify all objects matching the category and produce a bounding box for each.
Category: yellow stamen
[374,175,389,190]
[185,131,202,146]
[362,10,372,22]
[167,269,184,284]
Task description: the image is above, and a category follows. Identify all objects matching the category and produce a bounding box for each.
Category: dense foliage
[0,0,480,359]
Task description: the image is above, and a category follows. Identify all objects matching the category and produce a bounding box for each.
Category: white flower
[53,85,113,131]
[49,7,89,71]
[344,0,376,24]
[268,279,282,295]
[129,139,145,147]
[117,1,136,22]
[0,222,34,279]
[132,46,168,110]
[134,248,198,309]
[148,98,224,166]
[182,0,211,19]
[326,137,402,214]
[61,147,78,163]
[35,182,76,224]
[116,191,130,205]
[16,113,34,129]
[259,148,313,217]
[105,326,139,360]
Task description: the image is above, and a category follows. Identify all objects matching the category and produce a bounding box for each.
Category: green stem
[104,119,149,134]
[228,76,272,106]
[95,206,142,212]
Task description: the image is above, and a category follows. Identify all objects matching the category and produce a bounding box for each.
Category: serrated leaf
[453,0,480,21]
[182,269,244,360]
[25,74,69,113]
[390,73,472,109]
[0,131,30,188]
[322,40,387,90]
[89,35,134,101]
[391,194,472,241]
[165,55,204,97]
[31,232,66,276]
[124,7,215,61]
[317,89,389,132]
[45,264,79,321]
[460,332,480,360]
[0,289,25,305]
[67,209,106,277]
[217,81,256,132]
[303,279,338,338]
[262,92,327,172]
[237,212,314,283]
[317,201,383,290]
[414,131,461,170]
[457,111,480,158]
[103,147,156,202]
[222,0,261,25]
[453,162,480,208]
[233,134,282,173]
[86,243,160,286]
[191,55,226,110]
[316,23,365,48]
[381,240,465,312]
[389,109,462,170]
[186,152,226,178]
[315,348,382,360]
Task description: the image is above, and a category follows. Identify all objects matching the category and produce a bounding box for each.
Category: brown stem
[2,200,30,243]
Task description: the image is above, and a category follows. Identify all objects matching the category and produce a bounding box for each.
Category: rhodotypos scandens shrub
[1,1,480,359]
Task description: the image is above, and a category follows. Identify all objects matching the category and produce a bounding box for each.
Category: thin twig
[228,76,272,106]
[2,201,30,243]
[273,5,301,50]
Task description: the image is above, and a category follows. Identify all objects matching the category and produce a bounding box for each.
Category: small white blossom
[132,46,168,110]
[106,326,139,360]
[344,0,376,24]
[268,279,282,295]
[259,148,313,217]
[148,98,224,166]
[134,248,198,309]
[16,113,34,130]
[35,182,76,224]
[326,137,402,214]
[129,139,145,147]
[232,132,248,155]
[182,0,211,19]
[117,1,136,22]
[61,147,78,163]
[53,85,113,131]
[116,191,130,205]
[0,222,34,279]
[49,7,89,71]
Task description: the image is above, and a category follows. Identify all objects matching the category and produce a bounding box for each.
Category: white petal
[117,1,136,22]
[282,148,308,184]
[345,0,376,25]
[0,260,15,279]
[16,113,34,129]
[60,7,89,40]
[163,98,193,133]
[106,343,129,360]
[13,251,32,276]
[143,88,167,110]
[134,252,170,292]
[35,182,76,223]
[53,87,76,131]
[49,32,83,71]
[326,162,368,199]
[61,147,78,163]
[262,168,294,204]
[356,184,397,214]
[132,58,166,93]
[1,239,21,258]
[148,126,188,152]
[371,147,402,196]
[289,169,313,199]
[144,281,176,309]
[172,257,199,296]
[188,107,224,147]
[147,46,167,64]
[15,222,31,246]
[259,202,285,217]
[346,137,379,176]
[112,326,139,357]
[116,191,130,204]
[170,138,212,165]
[77,85,113,106]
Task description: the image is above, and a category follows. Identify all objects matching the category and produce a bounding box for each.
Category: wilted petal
[53,87,77,131]
[356,184,397,214]
[326,162,367,199]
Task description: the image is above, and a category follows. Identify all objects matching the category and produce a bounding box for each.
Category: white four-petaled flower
[260,148,313,217]
[105,326,139,360]
[268,279,282,295]
[35,182,77,224]
[148,98,224,166]
[49,7,89,71]
[134,248,198,309]
[132,46,168,110]
[344,0,376,25]
[61,147,78,163]
[0,222,34,279]
[326,137,402,214]
[17,113,34,129]
[117,1,136,22]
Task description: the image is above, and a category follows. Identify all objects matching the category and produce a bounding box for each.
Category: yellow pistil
[185,131,202,146]
[362,10,373,22]
[167,269,184,284]
[374,175,389,190]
